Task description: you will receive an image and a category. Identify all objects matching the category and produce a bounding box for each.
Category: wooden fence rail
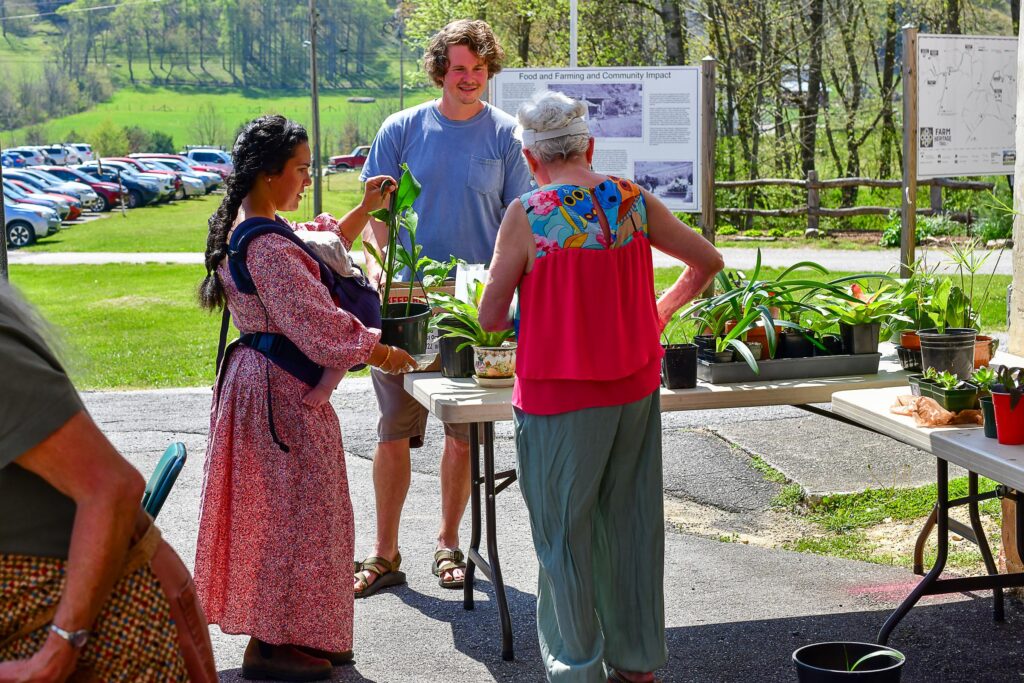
[712,171,995,232]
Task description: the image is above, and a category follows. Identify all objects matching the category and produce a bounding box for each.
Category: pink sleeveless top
[512,177,663,415]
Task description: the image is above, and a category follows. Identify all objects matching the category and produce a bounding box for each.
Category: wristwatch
[49,623,90,649]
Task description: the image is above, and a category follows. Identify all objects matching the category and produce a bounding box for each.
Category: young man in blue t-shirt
[356,19,533,597]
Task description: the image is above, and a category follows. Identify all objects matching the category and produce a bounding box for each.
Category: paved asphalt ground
[85,380,1024,683]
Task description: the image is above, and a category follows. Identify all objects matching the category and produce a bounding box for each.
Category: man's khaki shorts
[370,365,470,447]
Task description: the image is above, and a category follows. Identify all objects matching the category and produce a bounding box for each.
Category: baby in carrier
[294,229,370,407]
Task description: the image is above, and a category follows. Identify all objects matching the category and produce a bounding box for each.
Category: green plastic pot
[931,383,979,412]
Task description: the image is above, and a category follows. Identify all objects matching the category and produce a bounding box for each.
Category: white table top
[404,351,911,425]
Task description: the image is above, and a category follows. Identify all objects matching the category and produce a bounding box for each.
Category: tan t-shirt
[0,299,82,559]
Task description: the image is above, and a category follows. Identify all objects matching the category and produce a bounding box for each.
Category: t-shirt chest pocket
[467,155,503,196]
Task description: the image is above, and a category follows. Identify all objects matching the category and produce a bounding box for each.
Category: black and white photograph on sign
[635,161,693,202]
[547,84,643,138]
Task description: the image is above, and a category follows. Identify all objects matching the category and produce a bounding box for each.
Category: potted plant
[821,282,911,355]
[991,366,1024,445]
[929,370,979,412]
[792,642,905,682]
[429,283,516,386]
[363,164,432,355]
[947,238,1007,368]
[971,366,999,438]
[661,315,699,390]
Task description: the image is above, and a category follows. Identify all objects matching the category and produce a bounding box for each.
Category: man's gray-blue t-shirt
[360,100,533,271]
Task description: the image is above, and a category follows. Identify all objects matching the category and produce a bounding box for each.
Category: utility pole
[1,162,7,281]
[308,0,322,216]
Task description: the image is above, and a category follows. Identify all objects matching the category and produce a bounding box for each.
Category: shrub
[149,131,176,154]
[767,228,785,238]
[784,229,804,238]
[124,126,152,154]
[745,229,764,238]
[973,193,1014,242]
[879,210,939,247]
[89,119,129,157]
[718,226,738,236]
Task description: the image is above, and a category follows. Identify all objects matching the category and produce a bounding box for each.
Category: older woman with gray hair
[478,90,723,683]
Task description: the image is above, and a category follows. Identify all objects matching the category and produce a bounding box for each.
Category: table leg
[465,422,481,611]
[481,422,515,661]
[912,506,937,575]
[878,458,950,645]
[967,472,1003,621]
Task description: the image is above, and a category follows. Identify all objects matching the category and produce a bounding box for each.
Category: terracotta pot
[745,325,783,359]
[900,331,921,351]
[973,335,997,369]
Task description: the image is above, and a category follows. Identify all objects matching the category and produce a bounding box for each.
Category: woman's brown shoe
[295,645,354,666]
[241,637,332,681]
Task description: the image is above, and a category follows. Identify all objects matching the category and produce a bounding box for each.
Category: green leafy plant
[970,366,999,395]
[421,255,463,290]
[661,314,698,345]
[745,229,764,238]
[848,648,905,672]
[767,227,785,238]
[783,229,803,239]
[718,225,738,236]
[974,191,1014,242]
[993,365,1024,411]
[879,210,936,247]
[946,237,1006,330]
[922,366,941,381]
[934,370,965,391]
[820,282,911,334]
[428,283,515,351]
[362,163,425,317]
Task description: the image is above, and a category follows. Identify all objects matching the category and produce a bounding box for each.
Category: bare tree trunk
[878,0,899,178]
[517,13,531,65]
[943,0,961,34]
[661,0,687,65]
[799,0,824,175]
[1011,0,1020,35]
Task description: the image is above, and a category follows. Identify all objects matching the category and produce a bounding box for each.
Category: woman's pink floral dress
[194,215,378,652]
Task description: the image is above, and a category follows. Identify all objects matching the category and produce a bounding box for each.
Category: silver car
[12,168,100,207]
[4,199,60,248]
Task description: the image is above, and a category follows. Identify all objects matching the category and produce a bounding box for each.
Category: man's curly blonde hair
[423,19,505,87]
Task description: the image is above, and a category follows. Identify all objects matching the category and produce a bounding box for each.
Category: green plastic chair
[142,442,187,519]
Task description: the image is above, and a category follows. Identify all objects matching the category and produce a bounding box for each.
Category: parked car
[70,142,94,162]
[134,159,205,198]
[183,148,233,175]
[1,151,26,168]
[5,176,85,217]
[10,147,50,166]
[130,154,223,192]
[5,198,60,248]
[37,165,125,212]
[11,168,100,209]
[40,144,82,166]
[3,179,72,220]
[329,145,370,171]
[105,157,183,199]
[80,160,175,202]
[75,162,163,208]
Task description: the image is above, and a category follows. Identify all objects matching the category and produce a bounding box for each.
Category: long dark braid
[198,115,309,310]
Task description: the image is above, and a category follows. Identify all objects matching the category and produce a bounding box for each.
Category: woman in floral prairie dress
[195,115,414,682]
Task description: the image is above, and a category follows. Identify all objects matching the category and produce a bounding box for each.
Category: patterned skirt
[0,553,188,681]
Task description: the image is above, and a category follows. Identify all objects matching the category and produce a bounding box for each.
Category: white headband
[520,117,591,147]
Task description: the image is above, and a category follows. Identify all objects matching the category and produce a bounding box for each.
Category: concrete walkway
[84,382,1024,682]
[10,245,1015,275]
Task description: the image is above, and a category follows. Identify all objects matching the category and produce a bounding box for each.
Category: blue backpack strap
[227,216,337,295]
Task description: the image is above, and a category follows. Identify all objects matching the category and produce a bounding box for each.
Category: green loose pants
[513,390,667,683]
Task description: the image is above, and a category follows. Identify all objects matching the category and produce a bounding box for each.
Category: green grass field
[4,85,434,149]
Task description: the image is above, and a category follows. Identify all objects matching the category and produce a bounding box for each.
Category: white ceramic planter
[473,343,517,378]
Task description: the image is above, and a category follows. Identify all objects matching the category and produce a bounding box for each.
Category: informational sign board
[491,67,701,211]
[917,33,1017,178]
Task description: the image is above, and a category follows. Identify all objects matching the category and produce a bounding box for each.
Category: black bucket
[840,323,880,355]
[793,642,905,682]
[437,317,475,378]
[381,302,431,355]
[780,330,815,358]
[814,334,844,356]
[662,343,697,389]
[918,327,976,380]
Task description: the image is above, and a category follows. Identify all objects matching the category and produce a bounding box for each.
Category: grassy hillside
[3,85,436,150]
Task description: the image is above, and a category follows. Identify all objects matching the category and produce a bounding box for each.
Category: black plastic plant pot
[813,334,844,357]
[381,302,431,355]
[840,323,881,355]
[918,328,976,380]
[694,334,716,361]
[661,343,697,390]
[780,330,815,359]
[979,395,998,439]
[793,642,905,682]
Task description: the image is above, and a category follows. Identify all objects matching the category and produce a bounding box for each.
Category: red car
[329,145,370,171]
[37,165,127,212]
[130,153,229,180]
[106,157,184,199]
[7,179,81,220]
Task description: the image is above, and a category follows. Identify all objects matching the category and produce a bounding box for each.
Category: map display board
[917,33,1017,178]
[491,67,701,211]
